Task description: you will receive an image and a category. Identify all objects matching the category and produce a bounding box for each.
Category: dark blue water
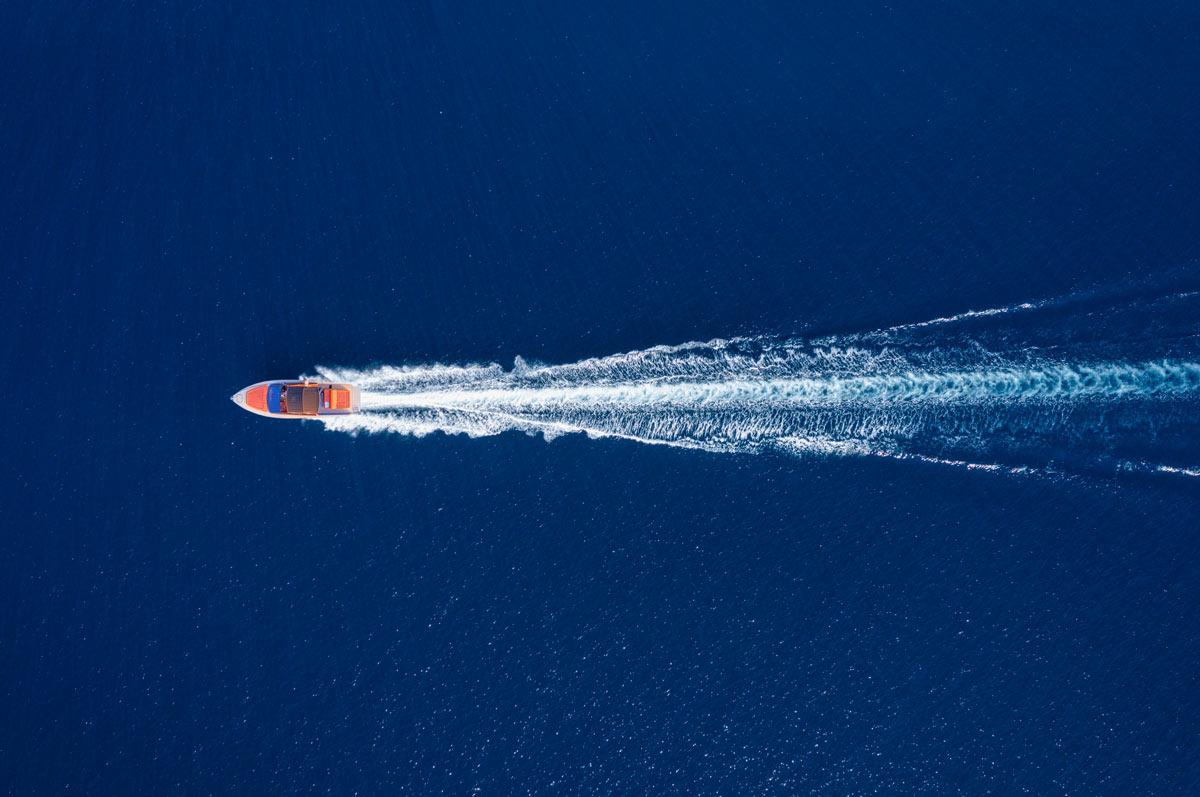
[4,1,1200,792]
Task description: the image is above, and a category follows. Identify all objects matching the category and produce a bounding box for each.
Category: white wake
[309,296,1200,477]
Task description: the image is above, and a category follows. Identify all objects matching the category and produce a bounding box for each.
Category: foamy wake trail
[312,294,1200,477]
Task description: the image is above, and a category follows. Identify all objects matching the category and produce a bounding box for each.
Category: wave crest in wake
[312,294,1200,477]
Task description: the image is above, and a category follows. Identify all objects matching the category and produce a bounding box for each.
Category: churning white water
[311,295,1200,477]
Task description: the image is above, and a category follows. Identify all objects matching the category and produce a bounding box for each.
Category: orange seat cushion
[246,385,269,411]
[327,389,351,409]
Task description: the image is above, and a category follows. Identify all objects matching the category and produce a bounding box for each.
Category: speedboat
[230,379,361,419]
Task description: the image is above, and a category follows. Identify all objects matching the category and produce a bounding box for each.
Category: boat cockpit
[269,383,353,415]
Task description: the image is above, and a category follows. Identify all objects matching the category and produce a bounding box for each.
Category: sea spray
[313,295,1200,477]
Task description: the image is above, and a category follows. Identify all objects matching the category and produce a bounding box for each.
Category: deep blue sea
[4,1,1200,793]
